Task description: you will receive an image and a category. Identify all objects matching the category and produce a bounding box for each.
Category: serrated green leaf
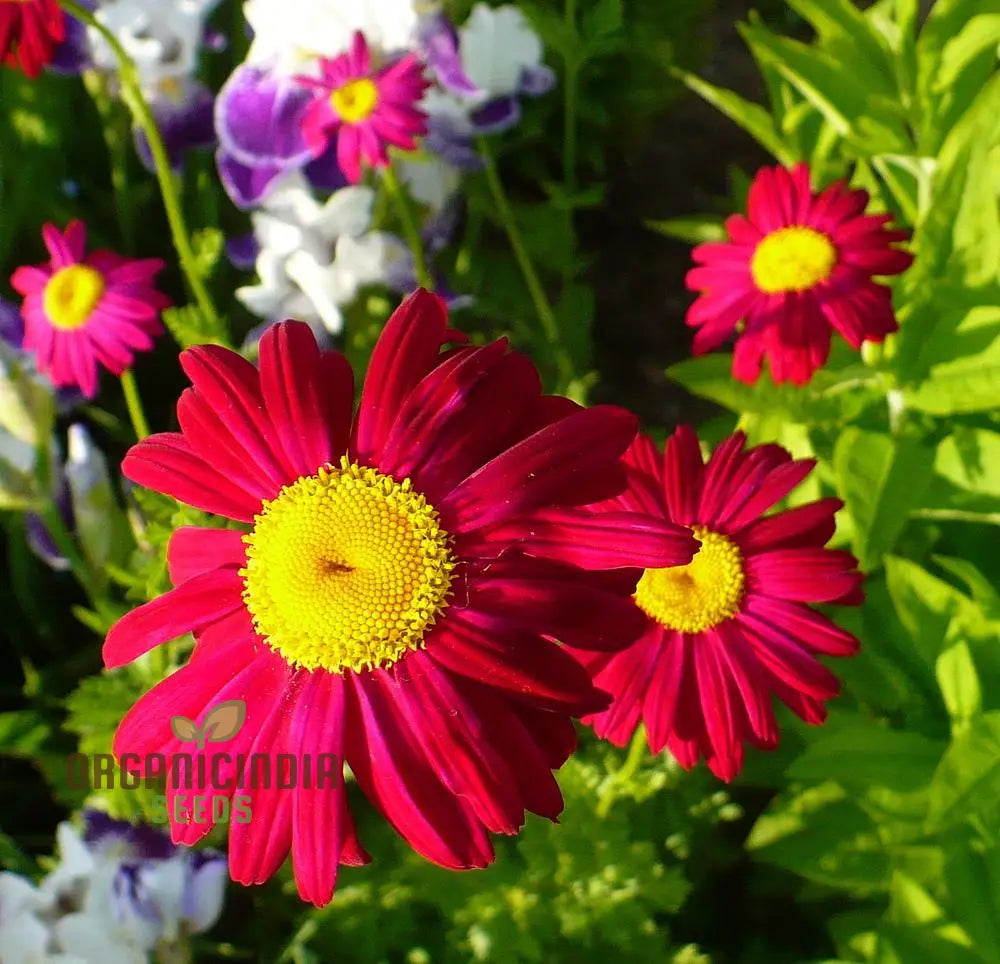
[833,429,932,571]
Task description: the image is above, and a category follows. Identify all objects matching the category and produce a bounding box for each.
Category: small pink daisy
[10,221,169,398]
[299,31,429,184]
[686,163,913,385]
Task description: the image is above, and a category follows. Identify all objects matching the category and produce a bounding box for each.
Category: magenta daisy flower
[569,426,862,782]
[685,163,912,385]
[103,290,697,906]
[10,221,169,398]
[299,31,429,184]
[0,0,64,78]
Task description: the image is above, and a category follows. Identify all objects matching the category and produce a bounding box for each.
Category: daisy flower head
[300,31,430,184]
[10,221,169,398]
[686,163,912,385]
[0,0,64,78]
[570,426,863,782]
[103,290,697,906]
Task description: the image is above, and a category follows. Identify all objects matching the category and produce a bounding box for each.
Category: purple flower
[417,11,479,97]
[135,82,216,172]
[215,64,316,208]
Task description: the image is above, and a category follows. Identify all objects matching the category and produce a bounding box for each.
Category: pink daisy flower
[10,221,169,398]
[103,290,697,906]
[0,0,64,78]
[686,163,913,385]
[299,31,429,184]
[569,426,863,782]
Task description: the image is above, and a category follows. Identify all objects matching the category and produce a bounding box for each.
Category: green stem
[563,0,578,193]
[120,368,151,440]
[59,0,221,339]
[383,161,433,290]
[478,137,572,387]
[596,726,648,819]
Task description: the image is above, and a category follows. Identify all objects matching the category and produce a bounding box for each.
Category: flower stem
[477,137,573,387]
[120,368,151,440]
[59,0,222,340]
[383,161,433,290]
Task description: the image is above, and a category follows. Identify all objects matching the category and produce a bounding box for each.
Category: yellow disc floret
[43,265,105,331]
[635,526,745,634]
[750,226,837,295]
[331,78,379,124]
[241,457,455,674]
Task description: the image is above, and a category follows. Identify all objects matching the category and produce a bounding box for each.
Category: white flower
[89,0,222,95]
[237,173,398,338]
[243,0,419,73]
[0,873,51,964]
[459,3,546,100]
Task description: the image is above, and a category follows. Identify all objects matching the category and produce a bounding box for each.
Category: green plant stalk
[478,137,573,387]
[383,161,433,290]
[59,0,221,339]
[120,368,151,440]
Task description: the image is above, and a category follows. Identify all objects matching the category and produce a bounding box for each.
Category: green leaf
[162,304,227,350]
[747,782,891,891]
[644,216,726,244]
[884,556,974,670]
[787,721,944,793]
[739,17,908,152]
[833,429,932,571]
[667,354,881,424]
[901,306,1000,414]
[928,711,1000,827]
[673,69,795,164]
[785,0,898,100]
[936,643,982,730]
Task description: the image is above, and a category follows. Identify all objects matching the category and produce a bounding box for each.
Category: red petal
[123,433,262,522]
[103,568,245,668]
[353,290,450,464]
[345,671,494,869]
[441,405,637,532]
[427,609,607,714]
[467,508,698,570]
[258,321,337,478]
[166,526,247,586]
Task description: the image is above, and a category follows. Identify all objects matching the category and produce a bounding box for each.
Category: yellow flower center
[750,226,837,294]
[331,77,379,124]
[241,457,455,674]
[634,526,745,634]
[42,265,105,331]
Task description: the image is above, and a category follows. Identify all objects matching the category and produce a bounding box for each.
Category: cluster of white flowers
[222,0,552,340]
[0,817,226,964]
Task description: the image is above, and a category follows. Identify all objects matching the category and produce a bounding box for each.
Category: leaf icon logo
[170,700,246,751]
